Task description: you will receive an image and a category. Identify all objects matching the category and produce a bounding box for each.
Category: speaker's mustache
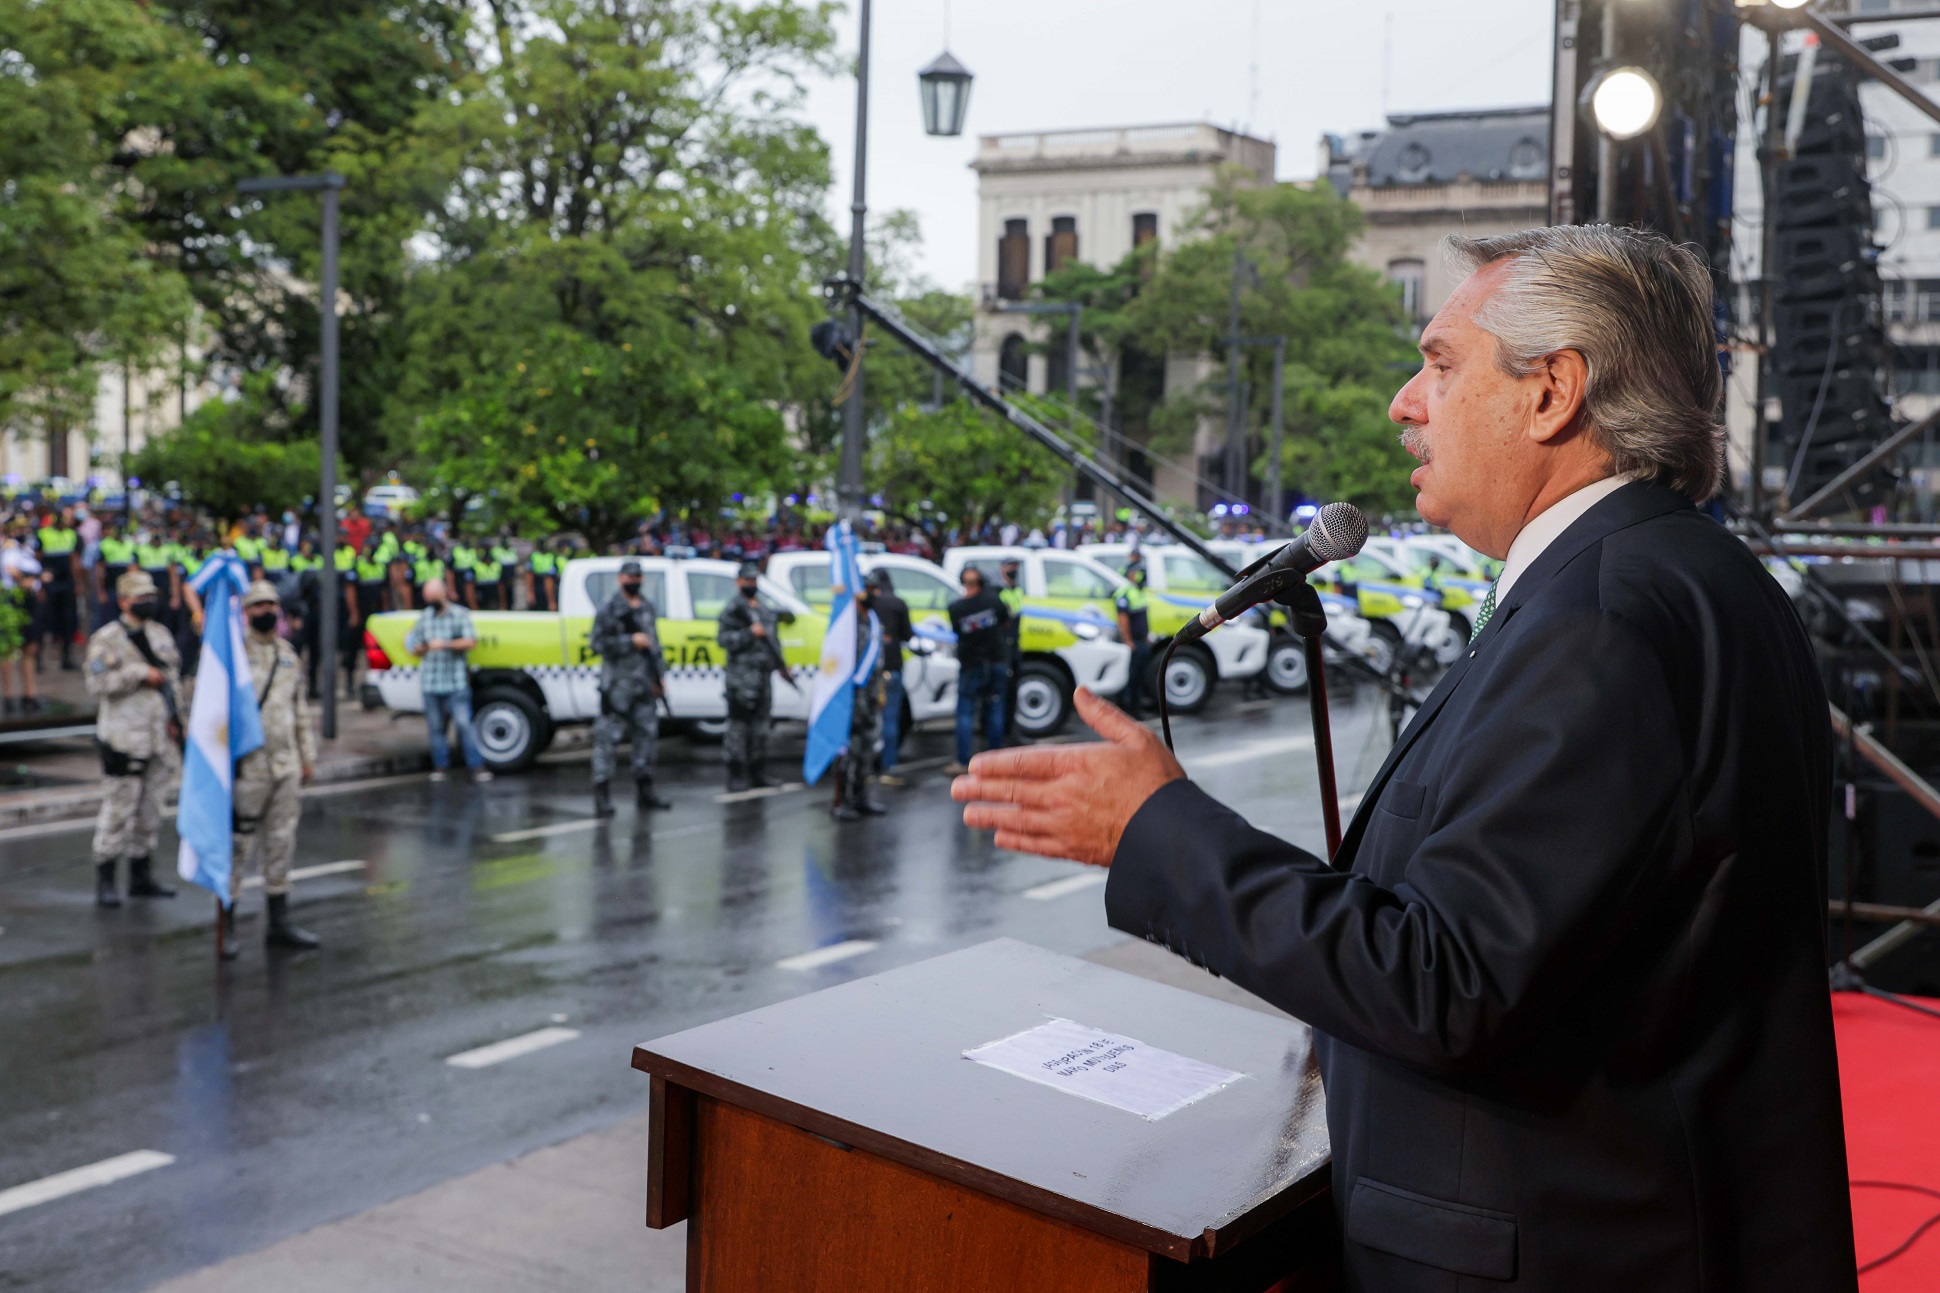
[1398,424,1431,463]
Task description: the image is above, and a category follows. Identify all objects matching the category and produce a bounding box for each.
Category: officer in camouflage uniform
[223,581,321,959]
[87,569,182,907]
[833,578,887,821]
[591,560,671,817]
[716,561,784,792]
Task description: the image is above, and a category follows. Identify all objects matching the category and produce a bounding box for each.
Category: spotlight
[1590,66,1664,141]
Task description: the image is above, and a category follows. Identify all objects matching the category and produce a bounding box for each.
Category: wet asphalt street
[0,683,1399,1293]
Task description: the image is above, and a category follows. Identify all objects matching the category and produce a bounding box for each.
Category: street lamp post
[237,171,344,739]
[836,8,974,518]
[837,0,874,520]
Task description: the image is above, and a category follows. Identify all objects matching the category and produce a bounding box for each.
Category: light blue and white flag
[176,552,264,906]
[803,521,879,785]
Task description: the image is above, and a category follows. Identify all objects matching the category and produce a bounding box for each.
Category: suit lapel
[1333,481,1692,865]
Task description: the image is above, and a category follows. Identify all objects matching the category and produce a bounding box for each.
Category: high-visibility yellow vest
[99,537,136,567]
[260,546,290,572]
[37,526,76,556]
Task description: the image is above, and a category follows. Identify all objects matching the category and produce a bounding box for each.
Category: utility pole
[238,171,345,739]
[837,0,873,520]
[1224,243,1246,503]
[1266,338,1286,524]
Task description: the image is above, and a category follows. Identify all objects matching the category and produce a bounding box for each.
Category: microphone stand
[1280,582,1343,858]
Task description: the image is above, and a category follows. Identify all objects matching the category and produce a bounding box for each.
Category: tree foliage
[1040,172,1420,516]
[129,375,336,520]
[0,0,194,443]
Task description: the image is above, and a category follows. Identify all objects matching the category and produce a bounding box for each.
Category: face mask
[620,581,642,598]
[128,600,158,621]
[249,611,280,634]
[738,583,758,599]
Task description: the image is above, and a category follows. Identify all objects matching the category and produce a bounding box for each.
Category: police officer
[35,508,80,668]
[591,559,671,816]
[94,518,135,630]
[717,561,783,793]
[471,541,504,612]
[87,569,182,907]
[833,578,887,821]
[998,556,1026,738]
[528,538,560,611]
[224,581,320,957]
[489,533,520,609]
[1115,557,1155,718]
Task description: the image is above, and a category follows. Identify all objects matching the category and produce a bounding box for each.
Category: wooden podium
[633,938,1335,1292]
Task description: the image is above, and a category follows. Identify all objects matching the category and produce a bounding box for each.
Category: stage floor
[1836,990,1940,1290]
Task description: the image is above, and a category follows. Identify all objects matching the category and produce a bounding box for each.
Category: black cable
[1158,637,1179,753]
[1859,983,1940,1024]
[1852,1181,1940,1274]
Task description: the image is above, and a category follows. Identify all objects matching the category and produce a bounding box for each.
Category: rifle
[616,599,673,718]
[124,621,185,749]
[727,598,799,694]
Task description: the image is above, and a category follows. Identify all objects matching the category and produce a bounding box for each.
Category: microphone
[1173,502,1368,645]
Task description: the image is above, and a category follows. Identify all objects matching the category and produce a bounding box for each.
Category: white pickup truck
[362,555,962,772]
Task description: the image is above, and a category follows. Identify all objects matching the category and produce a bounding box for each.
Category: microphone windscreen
[1308,502,1369,563]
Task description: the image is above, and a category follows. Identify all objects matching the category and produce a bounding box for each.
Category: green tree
[416,328,789,548]
[129,375,338,519]
[1039,172,1419,517]
[867,399,1079,542]
[399,0,842,521]
[0,0,194,453]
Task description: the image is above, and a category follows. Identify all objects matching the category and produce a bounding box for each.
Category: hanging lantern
[918,51,973,138]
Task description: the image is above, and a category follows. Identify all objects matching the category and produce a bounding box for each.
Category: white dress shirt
[1493,474,1633,605]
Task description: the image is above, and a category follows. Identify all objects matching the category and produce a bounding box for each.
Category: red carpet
[1834,991,1940,1291]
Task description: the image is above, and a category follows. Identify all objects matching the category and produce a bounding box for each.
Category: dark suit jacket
[1107,481,1857,1291]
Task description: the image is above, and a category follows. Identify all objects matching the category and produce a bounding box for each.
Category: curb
[0,727,598,834]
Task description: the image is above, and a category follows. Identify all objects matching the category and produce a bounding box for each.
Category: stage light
[1591,66,1664,141]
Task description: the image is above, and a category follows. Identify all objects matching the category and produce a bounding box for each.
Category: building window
[1132,212,1159,250]
[1044,216,1078,276]
[1388,257,1427,323]
[1896,344,1940,395]
[997,218,1029,301]
[1868,135,1887,160]
[1046,338,1071,398]
[999,333,1030,393]
[1927,206,1940,231]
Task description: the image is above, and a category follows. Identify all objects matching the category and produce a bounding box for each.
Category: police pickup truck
[362,556,962,772]
[764,550,1130,737]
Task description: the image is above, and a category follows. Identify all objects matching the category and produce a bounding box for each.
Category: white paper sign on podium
[963,1017,1245,1120]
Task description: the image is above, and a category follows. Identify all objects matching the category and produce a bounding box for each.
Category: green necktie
[1469,583,1497,644]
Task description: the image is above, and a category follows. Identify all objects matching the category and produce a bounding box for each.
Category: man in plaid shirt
[404,577,490,782]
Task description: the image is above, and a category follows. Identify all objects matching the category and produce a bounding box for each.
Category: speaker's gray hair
[1445,225,1725,501]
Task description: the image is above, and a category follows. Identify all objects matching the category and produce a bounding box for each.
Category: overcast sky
[795,0,1557,291]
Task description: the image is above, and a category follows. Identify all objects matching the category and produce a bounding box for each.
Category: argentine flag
[803,521,880,785]
[176,552,264,906]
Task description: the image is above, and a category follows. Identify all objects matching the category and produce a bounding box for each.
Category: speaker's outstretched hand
[952,688,1185,866]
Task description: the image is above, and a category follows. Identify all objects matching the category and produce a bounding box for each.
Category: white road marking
[1182,734,1316,771]
[0,1150,175,1219]
[241,859,367,890]
[715,782,806,804]
[1023,872,1108,901]
[775,939,878,971]
[444,1026,581,1069]
[491,819,604,843]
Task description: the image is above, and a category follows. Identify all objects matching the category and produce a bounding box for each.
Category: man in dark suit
[954,226,1857,1291]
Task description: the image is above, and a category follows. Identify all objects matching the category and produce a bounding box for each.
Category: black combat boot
[265,893,320,949]
[126,855,177,898]
[637,778,672,810]
[749,760,782,789]
[592,781,615,818]
[726,760,751,794]
[95,860,122,908]
[856,788,888,816]
[218,902,240,961]
[830,802,861,822]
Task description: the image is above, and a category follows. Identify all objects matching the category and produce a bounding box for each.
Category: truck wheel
[1012,660,1072,737]
[1264,637,1309,695]
[473,685,551,773]
[1157,644,1216,714]
[686,717,728,744]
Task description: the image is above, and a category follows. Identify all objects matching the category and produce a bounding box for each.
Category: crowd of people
[0,490,1274,718]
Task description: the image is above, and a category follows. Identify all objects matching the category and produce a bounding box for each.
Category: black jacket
[1107,481,1856,1291]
